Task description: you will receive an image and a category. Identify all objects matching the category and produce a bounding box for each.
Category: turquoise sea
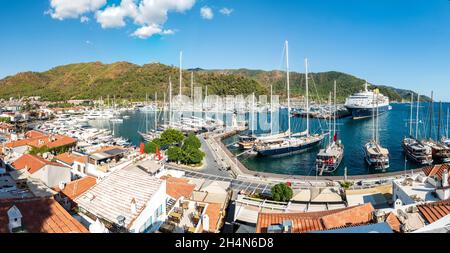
[88,102,450,176]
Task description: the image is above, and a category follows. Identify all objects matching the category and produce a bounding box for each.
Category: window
[154,204,163,218]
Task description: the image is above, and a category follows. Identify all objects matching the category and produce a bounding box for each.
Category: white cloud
[85,40,93,45]
[80,16,90,23]
[49,0,107,20]
[132,24,176,39]
[219,7,233,16]
[200,6,213,20]
[48,0,197,39]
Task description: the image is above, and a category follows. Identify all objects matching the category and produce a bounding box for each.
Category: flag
[156,145,162,161]
[333,133,337,142]
[140,143,145,154]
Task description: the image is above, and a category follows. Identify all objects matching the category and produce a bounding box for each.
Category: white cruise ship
[344,82,391,119]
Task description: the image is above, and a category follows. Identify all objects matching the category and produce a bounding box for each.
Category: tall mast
[163,92,166,126]
[155,92,158,130]
[252,93,255,136]
[372,92,375,141]
[169,77,172,126]
[328,92,332,143]
[333,80,337,140]
[447,108,449,139]
[179,51,183,97]
[438,101,442,140]
[191,72,194,99]
[305,58,309,137]
[416,94,420,140]
[376,92,379,144]
[285,41,291,137]
[270,85,274,136]
[409,93,413,137]
[428,91,434,140]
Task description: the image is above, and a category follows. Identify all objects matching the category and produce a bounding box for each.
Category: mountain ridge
[0,61,430,102]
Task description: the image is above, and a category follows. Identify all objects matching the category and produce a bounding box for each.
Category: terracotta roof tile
[256,203,375,233]
[205,203,222,233]
[12,154,68,174]
[385,212,401,232]
[54,176,97,200]
[163,176,195,200]
[0,198,88,233]
[423,164,450,185]
[55,152,82,165]
[417,199,450,224]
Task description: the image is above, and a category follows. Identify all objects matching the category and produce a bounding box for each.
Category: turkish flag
[156,146,162,161]
[140,143,145,154]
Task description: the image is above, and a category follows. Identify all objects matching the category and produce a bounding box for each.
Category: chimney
[443,169,449,188]
[7,205,23,233]
[59,182,66,191]
[130,198,137,214]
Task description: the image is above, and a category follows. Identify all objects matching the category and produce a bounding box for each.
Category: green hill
[0,62,429,102]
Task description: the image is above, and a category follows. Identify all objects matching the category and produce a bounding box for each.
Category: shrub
[144,142,158,154]
[271,183,293,202]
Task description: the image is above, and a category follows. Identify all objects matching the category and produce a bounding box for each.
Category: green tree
[183,147,205,165]
[160,129,185,146]
[182,134,202,150]
[271,183,293,202]
[167,147,184,163]
[144,142,158,154]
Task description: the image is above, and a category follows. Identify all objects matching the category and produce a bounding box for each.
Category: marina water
[88,102,450,177]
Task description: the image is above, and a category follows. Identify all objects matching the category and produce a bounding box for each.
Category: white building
[393,166,450,207]
[11,154,71,188]
[75,160,167,233]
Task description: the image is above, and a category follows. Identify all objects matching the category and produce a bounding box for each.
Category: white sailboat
[255,41,325,156]
[402,93,433,165]
[316,81,344,174]
[363,89,390,171]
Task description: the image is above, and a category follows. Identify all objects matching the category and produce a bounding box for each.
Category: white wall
[130,180,167,233]
[31,165,71,188]
[392,181,415,206]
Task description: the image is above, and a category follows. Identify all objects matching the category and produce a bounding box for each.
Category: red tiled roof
[423,164,450,185]
[205,203,222,233]
[5,134,77,150]
[91,145,126,154]
[417,199,450,224]
[25,130,46,139]
[12,154,67,174]
[385,212,401,233]
[6,139,31,148]
[55,152,82,165]
[26,134,77,149]
[0,198,88,233]
[256,203,375,233]
[162,176,196,200]
[54,176,97,200]
[74,155,88,164]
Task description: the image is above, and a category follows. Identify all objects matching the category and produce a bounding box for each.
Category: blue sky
[1,0,450,101]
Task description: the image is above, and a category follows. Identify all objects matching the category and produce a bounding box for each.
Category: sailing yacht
[316,81,344,174]
[403,94,433,165]
[255,41,325,156]
[442,108,450,147]
[238,93,258,150]
[138,92,161,142]
[363,90,390,170]
[421,97,450,163]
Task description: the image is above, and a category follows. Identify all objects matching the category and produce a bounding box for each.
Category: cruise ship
[344,82,391,119]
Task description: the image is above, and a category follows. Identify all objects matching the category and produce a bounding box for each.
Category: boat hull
[256,138,323,157]
[345,105,390,119]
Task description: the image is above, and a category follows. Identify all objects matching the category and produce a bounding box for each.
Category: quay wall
[211,129,425,185]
